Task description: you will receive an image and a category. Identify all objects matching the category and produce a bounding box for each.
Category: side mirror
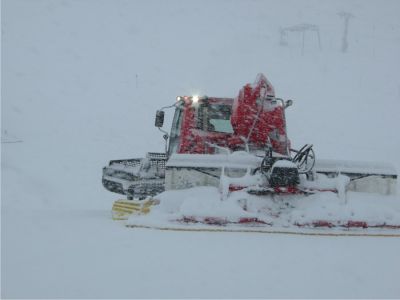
[155,110,165,127]
[285,99,293,108]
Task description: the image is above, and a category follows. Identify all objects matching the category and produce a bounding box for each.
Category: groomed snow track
[125,223,400,237]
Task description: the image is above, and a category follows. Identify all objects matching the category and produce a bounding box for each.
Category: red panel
[231,74,289,155]
[177,74,290,155]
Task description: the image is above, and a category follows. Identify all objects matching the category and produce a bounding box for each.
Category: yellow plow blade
[112,198,159,220]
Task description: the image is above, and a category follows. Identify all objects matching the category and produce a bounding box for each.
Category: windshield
[197,103,234,134]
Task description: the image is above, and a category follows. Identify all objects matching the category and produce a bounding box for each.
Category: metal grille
[146,152,167,176]
[109,158,141,168]
[149,158,166,174]
[147,152,167,159]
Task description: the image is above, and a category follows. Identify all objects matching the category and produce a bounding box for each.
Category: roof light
[192,95,200,103]
[176,96,181,101]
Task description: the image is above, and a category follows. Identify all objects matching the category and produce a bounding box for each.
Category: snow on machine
[102,74,400,236]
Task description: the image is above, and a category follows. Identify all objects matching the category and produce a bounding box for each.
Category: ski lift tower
[338,11,354,53]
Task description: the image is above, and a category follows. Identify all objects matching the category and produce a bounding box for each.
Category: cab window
[197,103,234,134]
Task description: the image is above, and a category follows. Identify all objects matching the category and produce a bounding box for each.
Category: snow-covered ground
[2,0,400,298]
